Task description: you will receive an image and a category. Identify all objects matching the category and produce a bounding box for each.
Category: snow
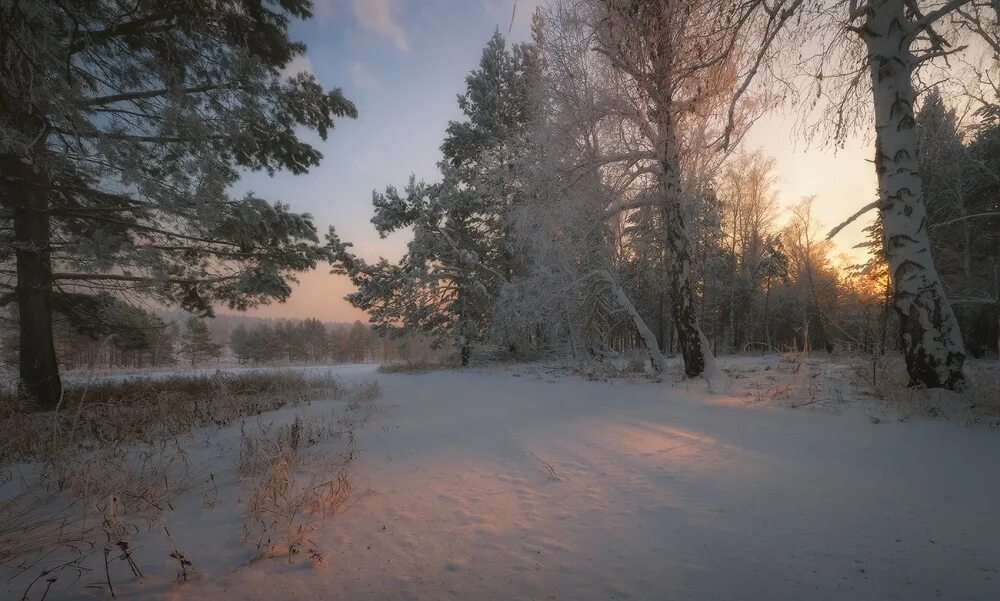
[4,356,1000,600]
[58,363,380,385]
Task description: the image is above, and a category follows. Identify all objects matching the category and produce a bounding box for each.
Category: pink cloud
[351,0,410,52]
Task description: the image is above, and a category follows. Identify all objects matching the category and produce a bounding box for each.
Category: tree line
[229,319,380,364]
[2,308,388,370]
[331,0,999,388]
[2,0,998,408]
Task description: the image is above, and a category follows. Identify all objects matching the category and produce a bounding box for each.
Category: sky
[236,0,878,323]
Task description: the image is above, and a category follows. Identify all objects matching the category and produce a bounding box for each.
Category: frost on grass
[850,355,1000,426]
[728,352,1000,427]
[238,416,356,564]
[0,370,380,599]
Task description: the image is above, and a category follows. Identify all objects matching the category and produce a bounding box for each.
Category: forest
[1,1,999,600]
[1,0,998,405]
[330,0,999,386]
[3,309,392,370]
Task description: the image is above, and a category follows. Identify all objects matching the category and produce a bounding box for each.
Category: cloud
[348,60,379,89]
[351,0,410,52]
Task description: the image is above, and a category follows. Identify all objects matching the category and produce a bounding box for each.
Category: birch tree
[804,0,999,388]
[854,0,968,387]
[587,0,777,377]
[712,0,999,387]
[716,151,781,351]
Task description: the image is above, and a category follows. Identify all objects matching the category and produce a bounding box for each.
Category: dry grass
[960,360,1000,427]
[0,370,380,596]
[851,354,918,406]
[238,416,355,564]
[378,358,450,374]
[0,439,200,579]
[0,371,344,466]
[851,354,1000,426]
[573,351,656,381]
[731,353,851,413]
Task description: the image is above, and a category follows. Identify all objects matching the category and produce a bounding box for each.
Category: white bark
[600,270,670,373]
[862,0,966,389]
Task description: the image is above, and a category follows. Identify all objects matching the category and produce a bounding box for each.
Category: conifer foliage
[330,31,539,365]
[0,0,356,405]
[179,317,222,367]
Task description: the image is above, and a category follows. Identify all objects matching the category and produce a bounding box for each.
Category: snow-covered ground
[4,356,1000,600]
[59,362,381,384]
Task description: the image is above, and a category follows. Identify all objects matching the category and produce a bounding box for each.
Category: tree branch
[78,83,230,107]
[827,200,879,239]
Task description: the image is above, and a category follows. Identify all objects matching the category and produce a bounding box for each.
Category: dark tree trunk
[762,275,771,354]
[657,128,708,377]
[660,193,706,377]
[457,280,471,367]
[2,154,62,408]
[647,69,710,377]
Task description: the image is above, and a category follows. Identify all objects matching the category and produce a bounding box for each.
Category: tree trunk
[863,0,966,389]
[1,154,62,408]
[600,271,668,373]
[762,275,772,354]
[658,127,710,377]
[656,277,665,352]
[457,281,471,367]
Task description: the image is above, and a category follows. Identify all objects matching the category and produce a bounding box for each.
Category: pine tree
[965,115,1000,356]
[0,1,356,406]
[300,318,329,361]
[180,317,222,367]
[346,320,369,363]
[229,324,252,365]
[330,31,538,365]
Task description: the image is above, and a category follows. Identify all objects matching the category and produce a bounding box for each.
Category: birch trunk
[600,270,669,373]
[863,0,966,389]
[657,119,711,378]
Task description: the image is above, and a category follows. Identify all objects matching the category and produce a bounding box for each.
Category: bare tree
[585,0,779,377]
[717,151,781,351]
[495,3,671,370]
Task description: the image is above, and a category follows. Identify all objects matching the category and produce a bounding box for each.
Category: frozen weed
[850,354,1000,426]
[0,371,345,466]
[1,371,380,593]
[238,415,355,563]
[378,358,448,373]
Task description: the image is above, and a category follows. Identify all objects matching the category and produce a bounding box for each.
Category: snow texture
[4,357,1000,600]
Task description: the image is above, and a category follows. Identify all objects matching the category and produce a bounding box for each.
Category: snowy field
[4,356,1000,600]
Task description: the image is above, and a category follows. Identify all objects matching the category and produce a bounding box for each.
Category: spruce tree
[229,324,253,365]
[918,90,1000,356]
